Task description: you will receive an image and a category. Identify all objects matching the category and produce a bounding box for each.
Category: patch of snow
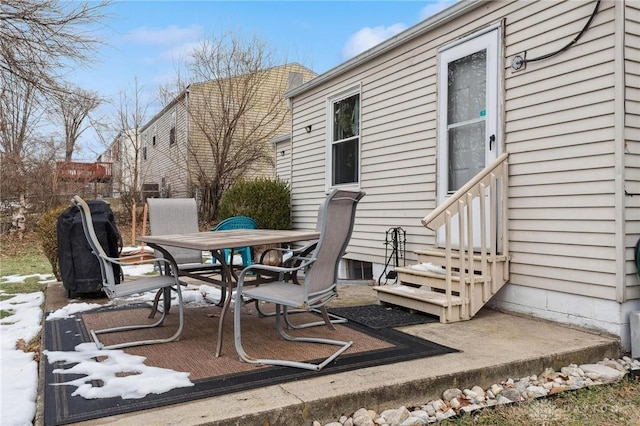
[1,273,56,284]
[0,291,44,426]
[44,342,193,399]
[45,302,106,321]
[410,262,446,274]
[0,270,210,425]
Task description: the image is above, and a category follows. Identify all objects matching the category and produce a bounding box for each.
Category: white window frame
[142,133,148,161]
[325,84,362,192]
[169,110,177,146]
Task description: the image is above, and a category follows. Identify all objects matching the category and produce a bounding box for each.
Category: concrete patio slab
[38,281,621,426]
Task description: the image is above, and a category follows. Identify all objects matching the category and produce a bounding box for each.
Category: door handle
[489,134,496,151]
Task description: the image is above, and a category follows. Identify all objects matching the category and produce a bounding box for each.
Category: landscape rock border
[314,356,640,426]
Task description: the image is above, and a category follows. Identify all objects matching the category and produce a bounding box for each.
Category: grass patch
[442,377,640,425]
[0,279,46,321]
[0,232,51,277]
[0,279,47,295]
[0,251,51,277]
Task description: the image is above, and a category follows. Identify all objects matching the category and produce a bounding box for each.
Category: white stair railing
[421,153,509,319]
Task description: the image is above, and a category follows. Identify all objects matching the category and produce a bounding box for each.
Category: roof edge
[285,0,483,98]
[270,133,291,147]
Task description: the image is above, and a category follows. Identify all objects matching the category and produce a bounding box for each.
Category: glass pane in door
[447,50,487,192]
[448,122,485,191]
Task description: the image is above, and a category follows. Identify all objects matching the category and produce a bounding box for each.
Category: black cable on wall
[512,0,601,70]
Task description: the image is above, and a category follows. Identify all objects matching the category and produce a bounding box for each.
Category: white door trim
[436,25,502,249]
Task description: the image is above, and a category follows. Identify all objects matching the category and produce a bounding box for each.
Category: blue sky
[72,0,455,159]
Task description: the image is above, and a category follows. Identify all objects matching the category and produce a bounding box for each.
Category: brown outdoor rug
[43,303,457,425]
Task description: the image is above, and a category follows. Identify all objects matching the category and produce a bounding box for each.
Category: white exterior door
[437,27,501,250]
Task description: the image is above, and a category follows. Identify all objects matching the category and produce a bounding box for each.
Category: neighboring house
[283,0,639,350]
[139,63,315,201]
[271,134,292,184]
[100,129,143,198]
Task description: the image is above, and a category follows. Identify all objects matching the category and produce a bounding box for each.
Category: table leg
[215,280,234,357]
[214,255,233,357]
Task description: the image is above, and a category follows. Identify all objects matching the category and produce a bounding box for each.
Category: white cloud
[125,24,204,46]
[340,0,458,61]
[124,25,204,69]
[341,23,407,60]
[419,0,457,21]
[159,40,202,63]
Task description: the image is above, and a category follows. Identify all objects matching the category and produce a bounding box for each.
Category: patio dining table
[138,229,320,357]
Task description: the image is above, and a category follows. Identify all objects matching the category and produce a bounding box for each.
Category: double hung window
[327,87,360,187]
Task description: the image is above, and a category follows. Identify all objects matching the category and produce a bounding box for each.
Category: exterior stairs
[374,248,509,323]
[374,153,510,323]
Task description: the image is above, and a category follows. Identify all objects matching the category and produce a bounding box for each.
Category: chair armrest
[237,256,317,283]
[99,253,177,270]
[258,241,318,265]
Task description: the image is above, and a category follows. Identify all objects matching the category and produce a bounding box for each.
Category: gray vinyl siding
[141,63,315,199]
[289,0,637,301]
[505,0,618,300]
[143,98,189,198]
[625,0,640,299]
[274,139,291,183]
[289,0,522,264]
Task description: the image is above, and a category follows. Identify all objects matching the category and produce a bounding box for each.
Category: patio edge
[209,339,620,425]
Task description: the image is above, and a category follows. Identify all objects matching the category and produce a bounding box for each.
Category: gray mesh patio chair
[256,205,347,330]
[147,198,212,273]
[147,198,226,310]
[234,189,365,371]
[72,195,184,350]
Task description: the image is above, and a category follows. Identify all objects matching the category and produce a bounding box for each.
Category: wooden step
[414,249,508,263]
[395,266,490,290]
[415,249,507,271]
[374,284,463,322]
[414,249,509,285]
[374,284,463,306]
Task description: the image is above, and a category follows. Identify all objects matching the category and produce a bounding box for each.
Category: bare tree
[112,77,149,217]
[0,0,110,98]
[0,73,42,200]
[177,33,292,221]
[0,74,60,229]
[54,85,102,161]
[157,67,188,107]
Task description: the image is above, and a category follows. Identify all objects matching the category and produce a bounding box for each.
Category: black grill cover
[57,200,121,294]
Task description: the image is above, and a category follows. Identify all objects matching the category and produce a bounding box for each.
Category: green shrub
[218,178,291,229]
[37,205,68,281]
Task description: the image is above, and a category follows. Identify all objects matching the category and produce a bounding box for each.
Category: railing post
[445,211,452,323]
[466,192,474,320]
[501,161,510,282]
[479,182,489,302]
[490,172,498,294]
[458,199,466,320]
